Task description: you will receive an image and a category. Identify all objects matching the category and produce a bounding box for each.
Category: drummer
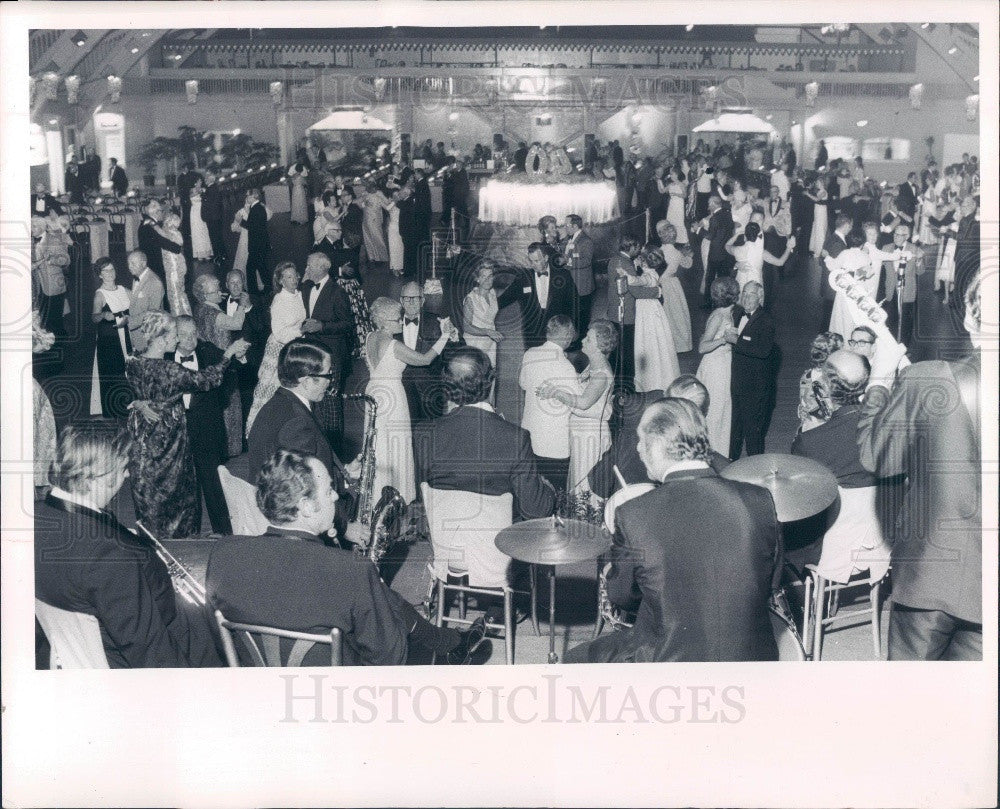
[565,398,781,663]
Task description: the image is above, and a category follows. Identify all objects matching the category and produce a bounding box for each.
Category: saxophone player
[35,426,222,668]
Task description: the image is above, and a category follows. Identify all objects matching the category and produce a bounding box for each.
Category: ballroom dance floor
[38,212,971,663]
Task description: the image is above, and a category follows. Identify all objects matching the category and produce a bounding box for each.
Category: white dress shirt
[304,276,328,318]
[402,315,420,350]
[534,271,550,310]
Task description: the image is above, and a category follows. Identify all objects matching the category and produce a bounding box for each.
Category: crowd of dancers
[31,134,983,667]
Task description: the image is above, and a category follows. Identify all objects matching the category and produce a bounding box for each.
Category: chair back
[420,483,513,589]
[217,465,269,536]
[214,609,342,667]
[769,604,807,662]
[35,599,109,669]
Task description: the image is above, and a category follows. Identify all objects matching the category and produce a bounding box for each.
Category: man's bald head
[821,349,870,409]
[441,346,495,406]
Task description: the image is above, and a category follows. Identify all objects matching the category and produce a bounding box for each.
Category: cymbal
[495,518,611,566]
[720,453,838,523]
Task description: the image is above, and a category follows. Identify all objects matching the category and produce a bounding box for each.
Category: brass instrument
[136,522,207,606]
[339,393,407,565]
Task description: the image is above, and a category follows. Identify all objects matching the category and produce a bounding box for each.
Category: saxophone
[340,393,406,564]
[136,522,207,606]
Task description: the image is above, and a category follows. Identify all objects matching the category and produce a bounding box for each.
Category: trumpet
[136,522,206,606]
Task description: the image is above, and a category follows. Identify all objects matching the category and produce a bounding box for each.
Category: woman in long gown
[805,180,828,255]
[461,262,502,374]
[917,183,938,246]
[158,212,192,317]
[625,250,679,394]
[33,312,57,488]
[288,162,310,225]
[231,195,252,274]
[125,311,247,537]
[660,164,689,245]
[696,277,740,456]
[361,182,390,265]
[191,273,250,457]
[653,232,694,353]
[364,297,455,505]
[727,222,766,292]
[246,263,306,434]
[828,223,896,339]
[386,187,406,276]
[189,184,213,261]
[537,320,616,500]
[89,257,133,418]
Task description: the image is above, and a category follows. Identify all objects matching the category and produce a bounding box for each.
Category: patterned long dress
[194,302,244,457]
[125,356,228,537]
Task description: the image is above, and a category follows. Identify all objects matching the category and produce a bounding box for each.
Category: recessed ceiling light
[765,114,773,120]
[48,118,58,125]
[948,46,958,54]
[856,120,868,127]
[686,25,694,31]
[920,23,930,29]
[131,47,139,54]
[973,74,979,82]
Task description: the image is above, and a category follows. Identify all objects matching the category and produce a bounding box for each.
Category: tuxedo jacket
[706,208,734,263]
[167,341,229,453]
[201,183,224,223]
[137,218,181,281]
[564,231,595,296]
[730,306,776,390]
[245,201,271,254]
[895,181,918,220]
[110,165,128,195]
[497,263,578,347]
[301,277,353,366]
[395,313,447,419]
[35,495,220,668]
[414,405,556,521]
[245,386,345,487]
[31,193,64,218]
[205,528,409,666]
[602,467,781,662]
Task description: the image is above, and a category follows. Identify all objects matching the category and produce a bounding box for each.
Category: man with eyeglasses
[246,337,360,543]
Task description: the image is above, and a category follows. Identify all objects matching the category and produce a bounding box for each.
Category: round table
[495,517,611,663]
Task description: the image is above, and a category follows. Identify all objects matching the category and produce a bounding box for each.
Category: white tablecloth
[263,184,291,214]
[478,179,619,226]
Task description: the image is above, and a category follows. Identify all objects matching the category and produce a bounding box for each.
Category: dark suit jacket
[110,165,128,196]
[395,313,447,419]
[137,218,181,281]
[791,405,875,488]
[246,386,345,486]
[205,528,409,666]
[169,341,228,457]
[414,405,556,521]
[497,263,579,347]
[820,230,849,301]
[31,193,64,217]
[895,181,918,220]
[34,495,220,668]
[564,231,595,297]
[731,306,776,391]
[706,208,734,263]
[603,257,661,326]
[177,171,203,207]
[201,182,224,223]
[245,201,270,255]
[451,168,470,209]
[602,467,781,662]
[301,277,353,370]
[857,356,981,624]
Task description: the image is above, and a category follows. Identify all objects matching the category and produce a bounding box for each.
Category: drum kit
[494,454,838,663]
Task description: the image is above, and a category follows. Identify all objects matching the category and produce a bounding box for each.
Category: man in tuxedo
[177,163,203,263]
[513,141,528,173]
[895,171,919,231]
[300,252,353,448]
[565,398,780,663]
[206,449,489,666]
[857,278,981,660]
[201,171,228,264]
[313,196,351,272]
[700,195,734,309]
[450,159,471,241]
[242,188,270,296]
[726,281,776,459]
[412,167,433,258]
[31,182,64,217]
[414,346,556,521]
[496,243,578,350]
[396,181,421,276]
[224,270,268,425]
[126,250,165,354]
[604,236,660,394]
[588,375,731,498]
[820,213,852,327]
[951,195,980,319]
[109,157,128,197]
[137,199,181,293]
[814,139,828,170]
[35,427,221,668]
[169,316,232,534]
[563,214,595,337]
[519,316,577,491]
[396,282,450,421]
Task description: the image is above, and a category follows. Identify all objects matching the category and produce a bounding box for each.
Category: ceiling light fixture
[856,119,868,127]
[131,47,139,54]
[948,46,958,54]
[686,24,694,31]
[920,23,930,29]
[71,31,87,47]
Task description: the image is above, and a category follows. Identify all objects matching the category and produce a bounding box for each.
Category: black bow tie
[535,270,549,277]
[404,317,419,326]
[179,354,195,363]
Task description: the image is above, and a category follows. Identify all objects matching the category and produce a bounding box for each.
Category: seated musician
[205,449,491,666]
[565,398,781,663]
[35,426,222,668]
